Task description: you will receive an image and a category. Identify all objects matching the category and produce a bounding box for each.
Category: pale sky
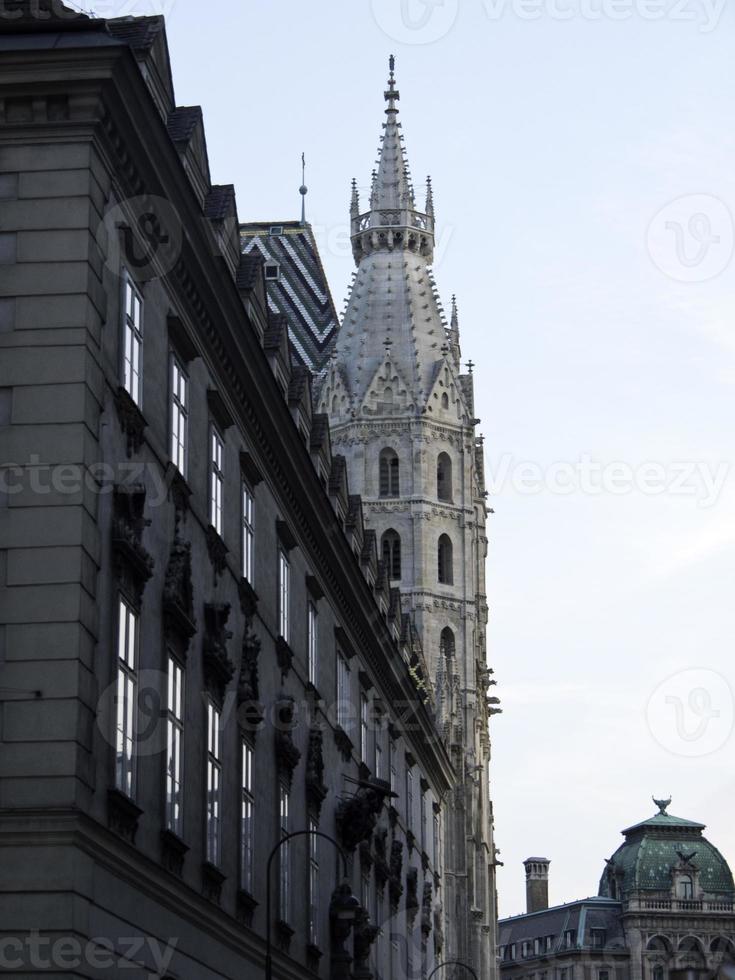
[86,0,735,917]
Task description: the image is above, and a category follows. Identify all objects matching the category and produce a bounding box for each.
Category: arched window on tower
[440,627,455,660]
[441,392,449,410]
[437,453,453,502]
[438,535,453,585]
[381,529,401,581]
[379,448,400,498]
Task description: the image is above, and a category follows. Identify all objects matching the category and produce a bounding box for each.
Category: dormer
[236,253,267,344]
[107,15,174,121]
[287,366,313,446]
[309,414,332,490]
[263,313,291,399]
[360,529,379,590]
[328,455,349,528]
[166,105,211,209]
[204,184,240,280]
[345,495,365,561]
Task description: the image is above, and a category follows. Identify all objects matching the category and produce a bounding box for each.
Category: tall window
[165,655,185,836]
[242,483,254,582]
[308,601,318,687]
[361,693,369,762]
[379,448,400,497]
[121,271,143,406]
[678,875,694,900]
[381,529,401,581]
[375,735,384,782]
[115,598,138,798]
[206,700,222,865]
[437,452,453,502]
[279,785,290,922]
[241,741,254,892]
[337,653,351,730]
[420,786,427,852]
[433,811,441,868]
[278,549,290,642]
[309,817,319,946]
[170,355,188,475]
[389,740,397,794]
[438,534,454,585]
[440,627,455,660]
[210,426,224,535]
[406,767,414,828]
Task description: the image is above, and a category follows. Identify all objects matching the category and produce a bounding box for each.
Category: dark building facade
[0,5,459,978]
[499,802,735,980]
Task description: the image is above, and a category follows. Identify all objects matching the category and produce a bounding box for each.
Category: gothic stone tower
[319,58,500,979]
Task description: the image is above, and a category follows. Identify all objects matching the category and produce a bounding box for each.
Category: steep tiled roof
[237,253,263,292]
[166,106,201,144]
[106,15,165,50]
[241,221,340,373]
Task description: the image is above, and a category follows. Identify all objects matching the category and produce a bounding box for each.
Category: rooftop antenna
[299,152,308,225]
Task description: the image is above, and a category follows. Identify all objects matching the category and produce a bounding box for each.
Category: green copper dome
[598,799,735,900]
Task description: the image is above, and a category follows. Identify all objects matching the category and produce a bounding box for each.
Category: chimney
[524,857,551,913]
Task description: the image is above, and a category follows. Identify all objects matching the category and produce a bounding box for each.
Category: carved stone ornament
[421,880,433,937]
[336,779,393,853]
[202,603,234,702]
[202,862,226,905]
[305,725,328,815]
[389,839,404,909]
[237,627,263,731]
[163,534,196,644]
[274,694,301,781]
[359,839,374,873]
[406,867,419,924]
[276,635,294,679]
[205,524,228,584]
[353,907,380,976]
[111,484,153,603]
[334,725,354,763]
[107,788,143,844]
[160,829,188,878]
[374,828,390,891]
[114,386,146,458]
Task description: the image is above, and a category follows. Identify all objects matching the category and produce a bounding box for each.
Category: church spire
[351,56,434,265]
[448,294,462,369]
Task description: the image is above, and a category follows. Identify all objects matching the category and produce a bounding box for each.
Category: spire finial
[299,152,308,224]
[466,360,475,375]
[451,294,458,327]
[385,54,400,112]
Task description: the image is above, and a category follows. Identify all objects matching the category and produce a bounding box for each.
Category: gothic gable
[317,360,351,422]
[360,354,415,418]
[424,357,471,423]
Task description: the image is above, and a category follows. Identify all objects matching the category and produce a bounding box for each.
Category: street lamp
[427,961,480,980]
[265,829,357,980]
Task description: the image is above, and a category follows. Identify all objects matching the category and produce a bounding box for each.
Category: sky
[86,0,735,918]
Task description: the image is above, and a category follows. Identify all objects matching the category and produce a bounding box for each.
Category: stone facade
[317,58,501,980]
[0,6,454,978]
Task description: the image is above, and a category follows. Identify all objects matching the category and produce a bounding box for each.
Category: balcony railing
[626,898,734,913]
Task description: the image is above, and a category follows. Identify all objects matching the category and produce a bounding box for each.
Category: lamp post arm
[265,829,350,980]
[427,961,480,980]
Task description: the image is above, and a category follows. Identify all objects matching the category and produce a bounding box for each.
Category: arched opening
[678,938,703,955]
[441,392,449,410]
[440,627,455,660]
[437,452,453,502]
[379,448,400,498]
[647,938,671,954]
[677,876,694,900]
[331,395,338,414]
[438,534,453,585]
[711,938,735,956]
[381,529,401,581]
